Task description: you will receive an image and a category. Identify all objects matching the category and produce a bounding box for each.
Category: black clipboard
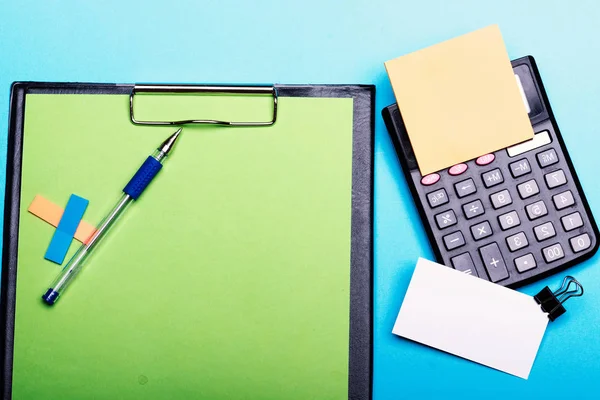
[1,82,374,399]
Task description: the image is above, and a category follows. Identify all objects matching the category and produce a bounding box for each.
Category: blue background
[2,1,600,398]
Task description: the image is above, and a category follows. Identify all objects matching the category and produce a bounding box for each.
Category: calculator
[382,56,599,287]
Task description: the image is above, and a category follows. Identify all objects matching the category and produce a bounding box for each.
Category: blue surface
[44,194,88,264]
[2,1,600,398]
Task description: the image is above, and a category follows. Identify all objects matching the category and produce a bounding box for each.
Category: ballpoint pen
[42,128,183,305]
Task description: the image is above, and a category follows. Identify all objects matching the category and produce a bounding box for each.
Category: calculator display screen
[513,65,544,119]
[515,74,531,114]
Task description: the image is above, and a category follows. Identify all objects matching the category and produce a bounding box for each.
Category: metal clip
[534,276,584,321]
[129,85,278,126]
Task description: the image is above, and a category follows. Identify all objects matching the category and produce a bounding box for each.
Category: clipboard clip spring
[129,84,278,126]
[534,276,584,322]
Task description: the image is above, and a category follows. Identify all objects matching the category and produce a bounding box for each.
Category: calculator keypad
[443,231,465,250]
[451,253,478,276]
[421,173,441,186]
[470,221,492,241]
[482,169,504,188]
[409,126,598,288]
[435,210,457,229]
[542,243,565,263]
[533,222,556,241]
[561,212,583,231]
[553,190,575,210]
[454,178,476,198]
[479,243,509,283]
[537,149,559,168]
[427,189,448,208]
[545,169,567,189]
[476,154,495,166]
[570,234,591,253]
[526,200,548,220]
[498,211,520,230]
[514,253,536,273]
[463,200,484,219]
[490,189,512,209]
[509,159,531,178]
[449,163,468,176]
[517,179,539,199]
[506,232,529,252]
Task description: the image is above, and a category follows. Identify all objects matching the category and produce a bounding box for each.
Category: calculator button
[490,189,512,209]
[476,153,495,166]
[421,173,440,186]
[525,200,548,220]
[506,232,529,252]
[462,200,485,219]
[427,189,449,208]
[533,222,556,241]
[498,211,520,230]
[479,243,509,283]
[443,231,465,250]
[449,163,468,176]
[509,159,531,178]
[451,253,479,276]
[570,233,591,253]
[517,179,539,199]
[561,212,583,231]
[542,243,565,263]
[482,168,504,188]
[552,190,575,210]
[537,149,559,168]
[454,178,477,198]
[435,210,457,229]
[514,253,537,273]
[544,169,567,189]
[470,221,493,241]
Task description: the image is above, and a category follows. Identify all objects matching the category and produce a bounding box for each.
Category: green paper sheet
[12,93,354,399]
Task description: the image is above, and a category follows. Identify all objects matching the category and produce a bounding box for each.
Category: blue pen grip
[123,156,163,200]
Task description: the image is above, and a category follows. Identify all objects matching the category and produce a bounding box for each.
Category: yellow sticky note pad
[385,25,534,175]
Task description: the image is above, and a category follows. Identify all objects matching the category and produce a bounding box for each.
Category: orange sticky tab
[75,220,96,245]
[28,195,63,226]
[28,195,96,244]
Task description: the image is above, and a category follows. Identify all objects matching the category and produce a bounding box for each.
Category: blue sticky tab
[45,230,75,264]
[44,194,89,264]
[56,195,89,233]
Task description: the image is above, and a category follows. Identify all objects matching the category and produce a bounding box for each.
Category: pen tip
[159,128,183,155]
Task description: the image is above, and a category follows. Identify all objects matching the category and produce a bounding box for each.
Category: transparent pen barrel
[49,246,89,294]
[48,193,133,297]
